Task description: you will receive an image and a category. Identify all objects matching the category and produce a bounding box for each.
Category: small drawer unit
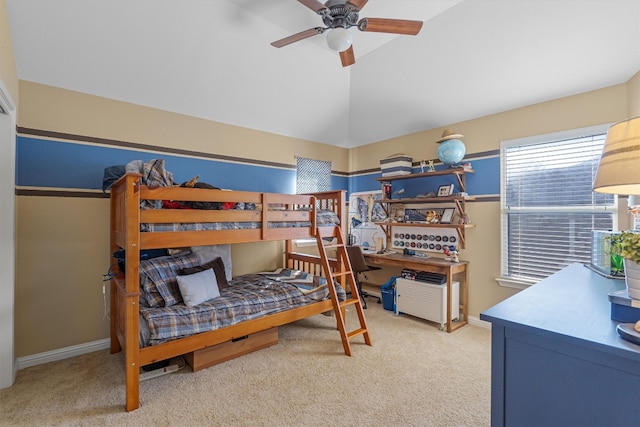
[395,277,459,329]
[184,327,279,371]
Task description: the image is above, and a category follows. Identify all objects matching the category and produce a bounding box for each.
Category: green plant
[609,231,640,265]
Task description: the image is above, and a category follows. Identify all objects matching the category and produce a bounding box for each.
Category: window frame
[498,124,617,288]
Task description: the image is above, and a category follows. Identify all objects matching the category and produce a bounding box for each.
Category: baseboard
[468,315,491,329]
[16,338,111,370]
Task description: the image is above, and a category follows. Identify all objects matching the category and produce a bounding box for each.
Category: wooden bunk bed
[109,173,370,411]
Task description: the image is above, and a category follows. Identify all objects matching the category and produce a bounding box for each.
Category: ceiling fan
[271,0,423,67]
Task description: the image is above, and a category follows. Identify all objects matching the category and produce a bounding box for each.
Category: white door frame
[0,78,17,389]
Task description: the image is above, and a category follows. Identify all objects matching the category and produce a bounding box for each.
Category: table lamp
[593,116,640,195]
[593,116,640,343]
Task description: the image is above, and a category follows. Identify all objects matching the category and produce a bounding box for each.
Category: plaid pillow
[139,252,200,307]
[316,209,340,225]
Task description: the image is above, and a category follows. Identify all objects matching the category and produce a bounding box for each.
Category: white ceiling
[6,0,640,148]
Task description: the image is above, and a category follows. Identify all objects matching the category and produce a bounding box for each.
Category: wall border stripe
[16,188,109,198]
[17,127,347,176]
[17,127,495,178]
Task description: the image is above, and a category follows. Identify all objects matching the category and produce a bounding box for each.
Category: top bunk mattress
[141,208,340,232]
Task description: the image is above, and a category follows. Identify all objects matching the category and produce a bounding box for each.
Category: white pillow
[176,268,220,307]
[191,244,232,281]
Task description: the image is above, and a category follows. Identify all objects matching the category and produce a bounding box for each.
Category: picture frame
[404,208,443,223]
[437,184,455,197]
[440,208,455,224]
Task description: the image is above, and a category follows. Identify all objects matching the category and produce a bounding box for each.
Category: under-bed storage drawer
[184,327,279,371]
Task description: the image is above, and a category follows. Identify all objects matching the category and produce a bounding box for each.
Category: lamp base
[616,323,640,345]
[624,258,640,299]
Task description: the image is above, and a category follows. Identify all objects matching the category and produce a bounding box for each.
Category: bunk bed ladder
[316,225,372,356]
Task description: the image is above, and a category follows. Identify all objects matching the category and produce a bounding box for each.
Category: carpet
[1,301,491,426]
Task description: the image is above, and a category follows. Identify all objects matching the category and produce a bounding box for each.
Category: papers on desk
[363,250,396,256]
[360,248,378,254]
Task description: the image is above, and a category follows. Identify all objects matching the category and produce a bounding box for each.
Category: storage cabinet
[374,168,474,248]
[480,264,640,426]
[396,278,460,330]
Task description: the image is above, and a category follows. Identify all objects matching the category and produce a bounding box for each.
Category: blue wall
[16,135,347,194]
[16,134,497,197]
[349,158,500,198]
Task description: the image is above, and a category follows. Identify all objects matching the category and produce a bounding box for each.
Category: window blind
[296,157,331,194]
[501,133,615,282]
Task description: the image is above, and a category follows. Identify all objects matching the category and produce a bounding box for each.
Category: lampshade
[326,28,353,52]
[593,116,640,195]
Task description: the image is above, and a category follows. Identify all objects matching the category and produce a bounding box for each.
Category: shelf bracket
[456,228,466,248]
[454,172,466,193]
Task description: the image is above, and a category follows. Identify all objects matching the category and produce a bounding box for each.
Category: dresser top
[481,263,640,360]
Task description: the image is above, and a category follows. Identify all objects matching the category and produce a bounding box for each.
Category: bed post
[124,174,142,412]
[109,180,121,355]
[337,190,347,242]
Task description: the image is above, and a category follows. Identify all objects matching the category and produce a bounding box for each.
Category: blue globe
[437,138,466,166]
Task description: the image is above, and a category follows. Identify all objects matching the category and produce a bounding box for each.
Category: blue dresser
[481,263,640,427]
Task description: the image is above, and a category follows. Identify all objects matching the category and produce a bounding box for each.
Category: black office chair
[346,245,382,309]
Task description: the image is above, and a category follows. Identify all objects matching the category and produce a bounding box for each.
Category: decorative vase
[623,258,640,299]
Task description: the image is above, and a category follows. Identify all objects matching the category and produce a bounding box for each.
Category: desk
[480,263,640,426]
[364,252,468,332]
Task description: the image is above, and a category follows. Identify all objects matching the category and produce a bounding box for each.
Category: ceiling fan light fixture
[326,27,353,52]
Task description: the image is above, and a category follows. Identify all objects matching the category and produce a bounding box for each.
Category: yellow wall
[629,71,640,117]
[12,71,640,358]
[14,81,350,357]
[0,0,17,103]
[17,82,349,172]
[16,197,111,353]
[351,82,631,318]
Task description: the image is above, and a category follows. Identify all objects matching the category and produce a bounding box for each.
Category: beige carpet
[1,302,491,426]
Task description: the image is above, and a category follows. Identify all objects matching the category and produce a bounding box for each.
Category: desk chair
[346,245,382,309]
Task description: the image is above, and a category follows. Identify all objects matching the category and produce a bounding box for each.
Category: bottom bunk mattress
[139,271,346,347]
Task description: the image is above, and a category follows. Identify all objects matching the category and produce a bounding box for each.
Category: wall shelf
[377,196,476,204]
[374,168,475,248]
[376,167,474,193]
[374,222,475,229]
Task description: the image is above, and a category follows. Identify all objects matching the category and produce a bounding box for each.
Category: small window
[500,126,616,285]
[296,157,331,194]
[294,157,332,245]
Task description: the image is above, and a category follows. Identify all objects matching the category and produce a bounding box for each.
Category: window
[294,157,332,245]
[296,156,331,193]
[500,125,616,286]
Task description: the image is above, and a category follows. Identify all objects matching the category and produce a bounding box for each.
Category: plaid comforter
[139,273,346,346]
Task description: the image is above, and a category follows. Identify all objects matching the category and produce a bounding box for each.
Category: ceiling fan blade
[271,27,325,48]
[358,18,423,35]
[348,0,369,10]
[339,45,355,67]
[298,0,328,14]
